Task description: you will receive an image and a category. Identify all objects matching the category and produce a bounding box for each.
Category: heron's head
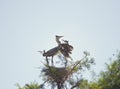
[62,39,69,44]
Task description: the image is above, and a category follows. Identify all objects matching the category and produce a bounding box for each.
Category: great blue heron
[38,35,63,66]
[59,44,73,67]
[38,46,60,66]
[55,35,73,55]
[59,39,73,59]
[55,36,74,67]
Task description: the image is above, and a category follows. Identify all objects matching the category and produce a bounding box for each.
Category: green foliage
[84,52,120,89]
[89,82,102,89]
[16,82,41,89]
[97,52,120,89]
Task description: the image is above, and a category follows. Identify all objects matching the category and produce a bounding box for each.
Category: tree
[16,36,95,89]
[40,51,95,89]
[84,52,120,89]
[97,52,120,89]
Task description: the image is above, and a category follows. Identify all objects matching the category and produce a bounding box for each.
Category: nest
[42,66,70,84]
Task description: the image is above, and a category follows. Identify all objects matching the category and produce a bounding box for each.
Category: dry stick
[61,54,87,84]
[70,54,87,75]
[70,55,88,89]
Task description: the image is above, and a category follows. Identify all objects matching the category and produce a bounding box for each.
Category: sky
[0,0,120,89]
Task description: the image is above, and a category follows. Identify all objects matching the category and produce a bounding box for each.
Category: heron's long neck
[56,38,61,45]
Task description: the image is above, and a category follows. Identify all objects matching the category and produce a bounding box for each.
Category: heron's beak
[37,51,43,54]
[56,35,64,39]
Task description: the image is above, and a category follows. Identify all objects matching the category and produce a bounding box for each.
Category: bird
[55,36,73,53]
[55,36,74,67]
[38,35,63,66]
[60,41,73,54]
[55,35,73,57]
[59,39,73,59]
[38,46,60,66]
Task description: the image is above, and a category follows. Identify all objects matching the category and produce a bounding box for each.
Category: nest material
[42,66,70,83]
[42,60,82,84]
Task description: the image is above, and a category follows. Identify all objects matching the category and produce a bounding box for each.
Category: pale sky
[0,0,120,89]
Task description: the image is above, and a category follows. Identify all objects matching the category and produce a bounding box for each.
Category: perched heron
[60,42,73,54]
[38,35,63,66]
[55,35,73,57]
[60,44,73,57]
[59,40,73,58]
[59,44,73,67]
[55,36,74,67]
[38,46,60,66]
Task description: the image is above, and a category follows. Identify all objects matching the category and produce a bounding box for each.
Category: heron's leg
[46,57,49,65]
[69,56,73,60]
[65,57,68,67]
[51,56,54,66]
